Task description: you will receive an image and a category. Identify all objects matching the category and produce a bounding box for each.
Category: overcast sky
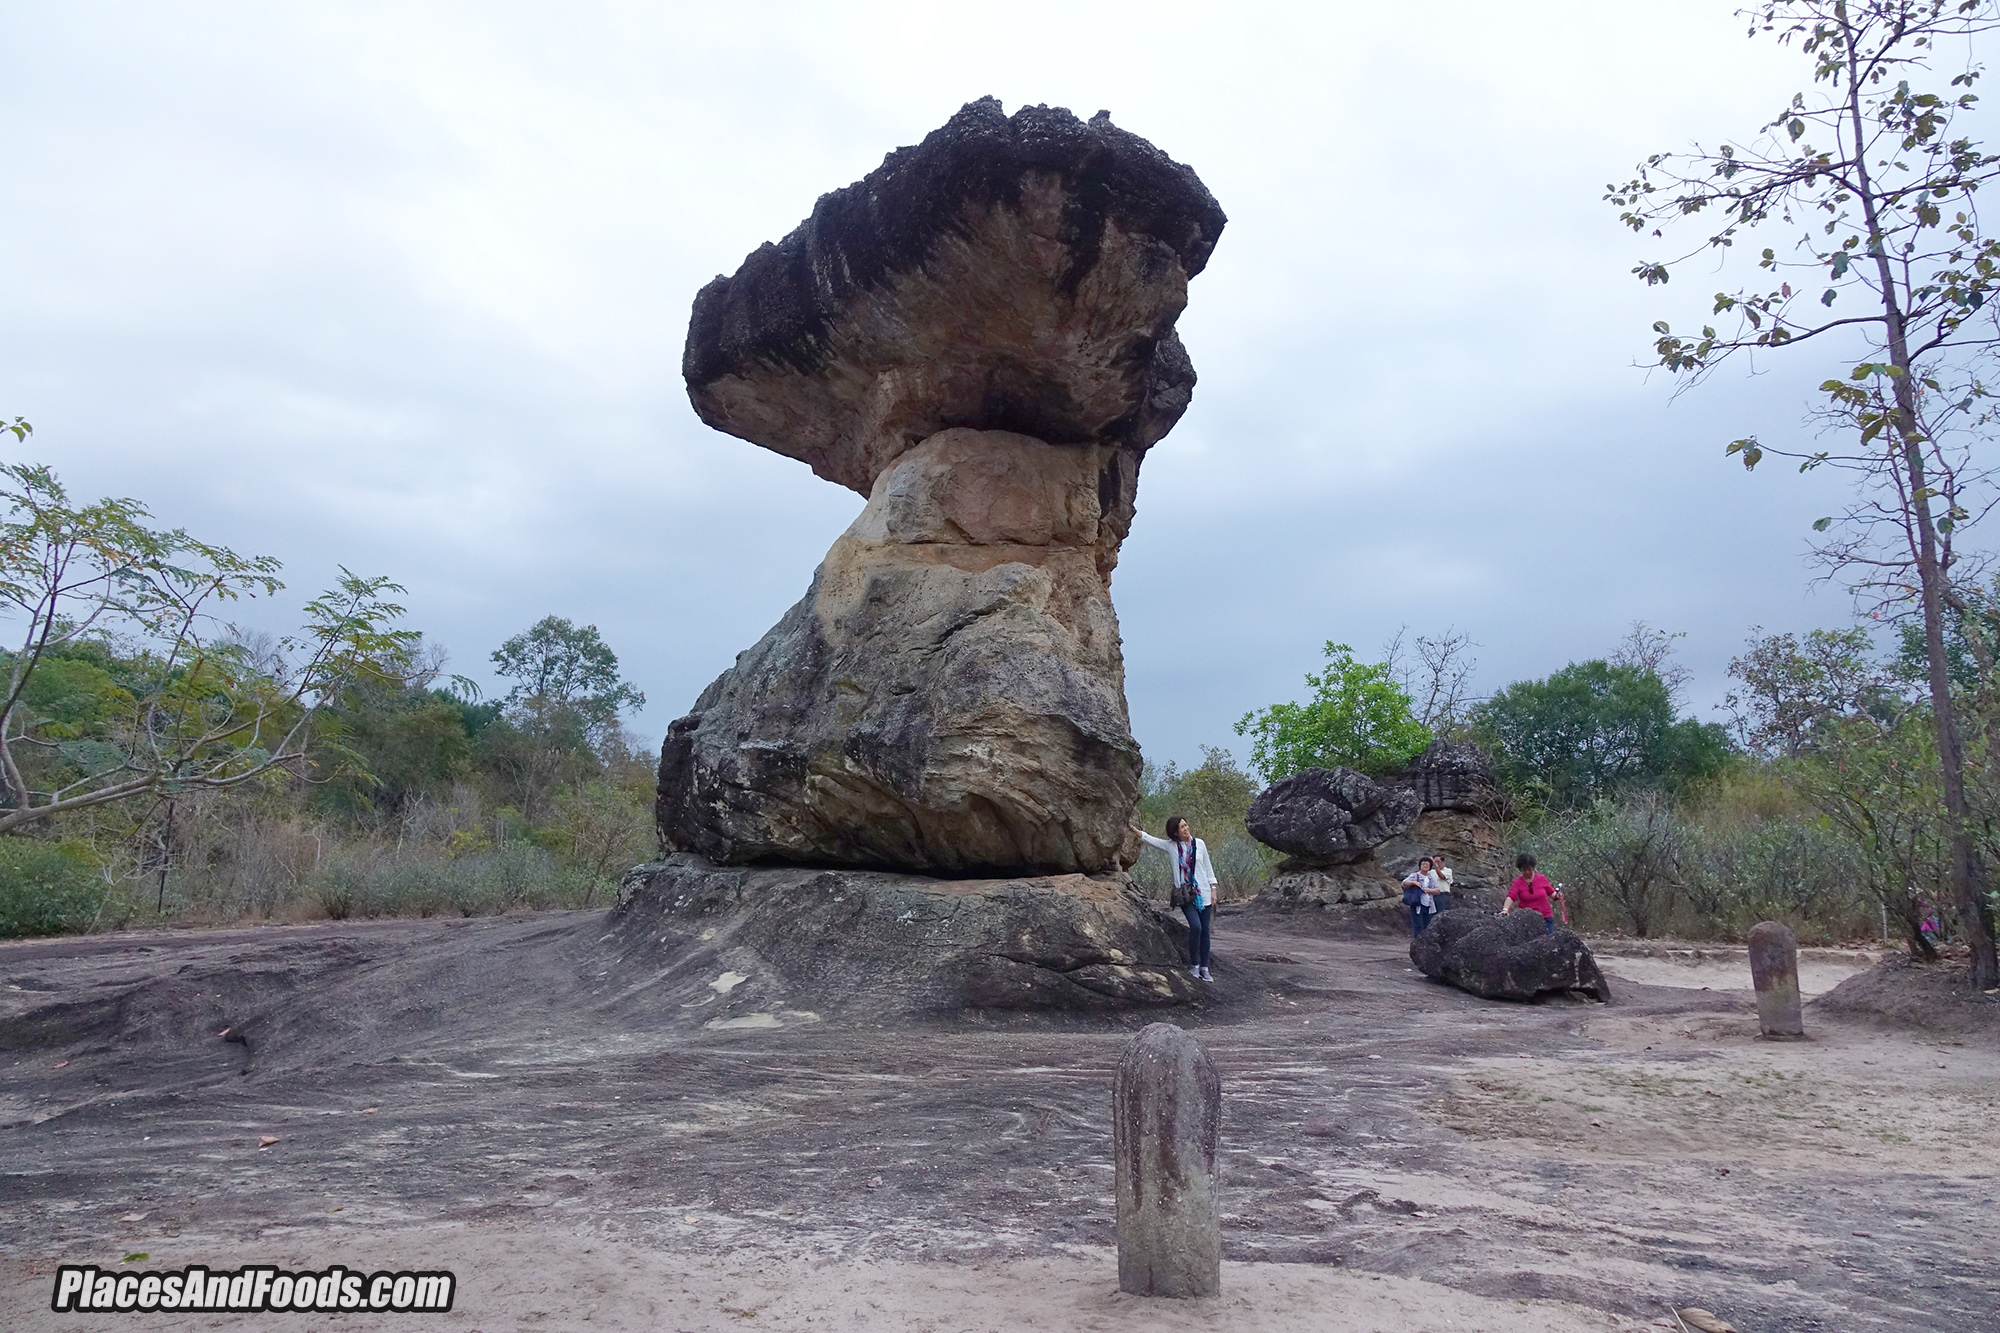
[0,1,1910,770]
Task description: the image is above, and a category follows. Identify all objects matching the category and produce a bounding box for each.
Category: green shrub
[1525,788,1878,942]
[0,838,108,937]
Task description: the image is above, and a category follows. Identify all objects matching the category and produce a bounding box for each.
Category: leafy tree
[0,447,417,834]
[1475,661,1732,810]
[315,686,475,817]
[1234,642,1432,782]
[483,616,646,817]
[1538,792,1687,937]
[1137,746,1260,837]
[1727,625,1951,954]
[1725,626,1904,755]
[1608,0,2000,983]
[549,781,654,893]
[1791,706,1950,956]
[491,616,644,743]
[0,837,106,937]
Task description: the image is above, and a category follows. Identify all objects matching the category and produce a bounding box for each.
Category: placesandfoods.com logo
[51,1264,455,1314]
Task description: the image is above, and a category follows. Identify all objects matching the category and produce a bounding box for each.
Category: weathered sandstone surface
[683,97,1224,497]
[659,428,1144,874]
[1390,739,1515,820]
[659,98,1224,879]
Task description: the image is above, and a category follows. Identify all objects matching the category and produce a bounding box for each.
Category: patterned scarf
[1179,837,1198,893]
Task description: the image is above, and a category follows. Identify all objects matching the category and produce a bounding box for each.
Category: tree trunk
[1846,13,2000,989]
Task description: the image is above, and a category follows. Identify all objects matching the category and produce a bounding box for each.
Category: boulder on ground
[613,854,1203,1016]
[1244,767,1421,866]
[659,99,1225,877]
[1409,909,1611,1002]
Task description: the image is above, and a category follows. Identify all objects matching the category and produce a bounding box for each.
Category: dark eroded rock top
[684,97,1227,494]
[1245,767,1423,865]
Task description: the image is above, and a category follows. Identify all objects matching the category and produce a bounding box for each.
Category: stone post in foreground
[1748,920,1805,1039]
[1113,1022,1221,1297]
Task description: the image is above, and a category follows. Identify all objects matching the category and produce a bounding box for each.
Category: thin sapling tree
[0,440,419,833]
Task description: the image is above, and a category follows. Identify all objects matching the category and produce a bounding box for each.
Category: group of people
[1415,851,1570,934]
[1133,817,1578,980]
[1400,854,1456,934]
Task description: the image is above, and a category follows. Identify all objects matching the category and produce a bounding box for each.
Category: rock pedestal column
[1748,920,1805,1039]
[1113,1022,1221,1297]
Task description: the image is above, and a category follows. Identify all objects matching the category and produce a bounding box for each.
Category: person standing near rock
[1502,853,1567,934]
[1431,852,1455,913]
[1402,857,1438,935]
[1135,818,1218,982]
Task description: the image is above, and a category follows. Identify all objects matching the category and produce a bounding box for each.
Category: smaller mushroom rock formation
[1409,910,1611,1003]
[659,97,1225,878]
[1244,767,1422,867]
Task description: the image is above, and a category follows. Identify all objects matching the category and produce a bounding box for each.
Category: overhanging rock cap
[683,96,1228,495]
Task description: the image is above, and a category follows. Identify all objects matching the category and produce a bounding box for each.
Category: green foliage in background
[1608,0,2000,985]
[0,446,418,834]
[0,438,659,937]
[1235,642,1432,782]
[0,838,106,937]
[1474,660,1731,811]
[1131,747,1276,901]
[1523,785,1873,944]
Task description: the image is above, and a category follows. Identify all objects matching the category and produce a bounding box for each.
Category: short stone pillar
[1748,920,1805,1039]
[1113,1022,1221,1297]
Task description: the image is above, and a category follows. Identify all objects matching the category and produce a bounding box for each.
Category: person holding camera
[1503,852,1567,933]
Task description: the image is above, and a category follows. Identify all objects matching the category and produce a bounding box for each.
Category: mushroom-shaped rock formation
[659,99,1225,877]
[1244,767,1423,868]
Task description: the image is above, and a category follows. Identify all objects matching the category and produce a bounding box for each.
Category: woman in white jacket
[1134,816,1218,982]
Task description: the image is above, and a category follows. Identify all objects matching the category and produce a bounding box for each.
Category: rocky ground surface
[1,905,1995,1332]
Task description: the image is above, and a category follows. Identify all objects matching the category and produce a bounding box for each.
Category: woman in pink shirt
[1502,853,1567,934]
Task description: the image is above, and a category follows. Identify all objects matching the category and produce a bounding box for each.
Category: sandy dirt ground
[1,906,1995,1332]
[1585,945,1883,998]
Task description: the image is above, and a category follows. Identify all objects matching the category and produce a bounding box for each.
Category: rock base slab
[613,855,1201,1018]
[1263,861,1404,907]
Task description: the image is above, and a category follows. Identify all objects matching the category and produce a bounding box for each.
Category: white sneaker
[1200,967,1214,982]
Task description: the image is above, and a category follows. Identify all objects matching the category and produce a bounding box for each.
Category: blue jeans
[1181,903,1212,968]
[1409,903,1435,935]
